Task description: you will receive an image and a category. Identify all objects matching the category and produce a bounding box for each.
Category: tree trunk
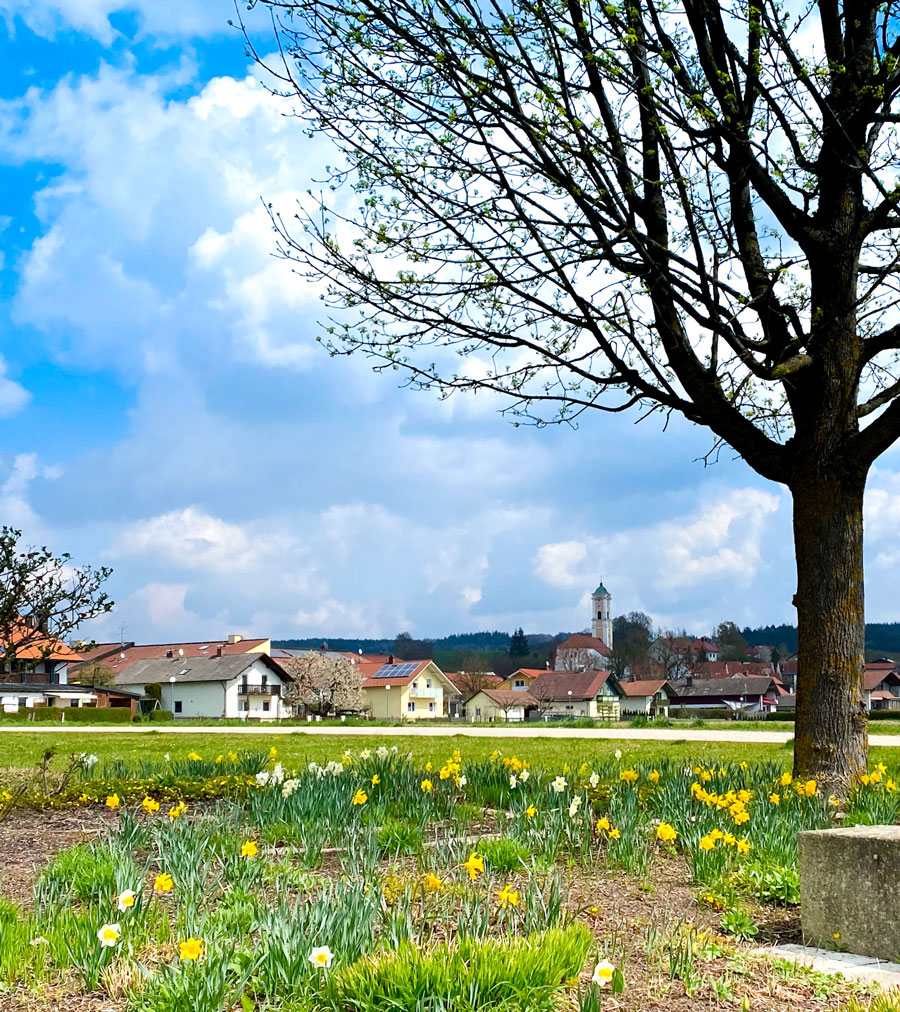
[791,471,868,794]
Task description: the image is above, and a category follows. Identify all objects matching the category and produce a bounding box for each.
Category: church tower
[592,582,613,648]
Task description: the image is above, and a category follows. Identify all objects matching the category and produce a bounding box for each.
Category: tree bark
[791,470,868,793]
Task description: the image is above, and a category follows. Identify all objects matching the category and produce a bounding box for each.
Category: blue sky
[0,1,898,645]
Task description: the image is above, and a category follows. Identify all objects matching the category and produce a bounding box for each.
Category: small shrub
[376,820,424,856]
[571,717,596,728]
[720,907,759,940]
[629,715,650,728]
[65,707,132,724]
[150,710,174,722]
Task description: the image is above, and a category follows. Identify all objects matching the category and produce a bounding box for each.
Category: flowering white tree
[281,653,367,716]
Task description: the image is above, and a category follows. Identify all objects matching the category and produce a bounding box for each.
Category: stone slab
[799,825,900,962]
[763,943,900,988]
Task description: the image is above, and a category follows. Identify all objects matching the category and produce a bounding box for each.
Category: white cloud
[0,354,29,417]
[533,540,588,588]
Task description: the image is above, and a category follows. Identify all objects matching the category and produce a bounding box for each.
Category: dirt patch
[0,808,116,906]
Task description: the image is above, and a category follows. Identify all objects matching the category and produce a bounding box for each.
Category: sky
[0,2,898,646]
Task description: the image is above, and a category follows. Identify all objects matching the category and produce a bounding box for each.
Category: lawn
[0,744,897,1011]
[0,730,800,773]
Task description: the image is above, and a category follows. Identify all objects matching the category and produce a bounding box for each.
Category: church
[553,583,613,671]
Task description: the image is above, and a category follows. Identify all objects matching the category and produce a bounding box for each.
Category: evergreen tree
[509,628,530,657]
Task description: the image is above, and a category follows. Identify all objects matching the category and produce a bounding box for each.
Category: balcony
[409,684,442,698]
[238,683,280,696]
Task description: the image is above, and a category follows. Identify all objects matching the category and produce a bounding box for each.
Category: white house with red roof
[620,679,677,717]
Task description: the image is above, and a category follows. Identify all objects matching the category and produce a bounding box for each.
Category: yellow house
[362,659,457,720]
[495,668,546,692]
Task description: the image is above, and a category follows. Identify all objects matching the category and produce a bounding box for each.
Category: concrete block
[799,824,900,961]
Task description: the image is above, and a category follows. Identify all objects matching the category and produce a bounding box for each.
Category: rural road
[2,724,900,746]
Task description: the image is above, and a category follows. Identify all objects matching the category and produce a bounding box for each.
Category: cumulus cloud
[0,354,29,417]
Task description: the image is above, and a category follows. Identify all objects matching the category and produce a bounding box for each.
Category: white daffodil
[592,959,615,986]
[282,779,299,798]
[519,769,530,782]
[457,775,467,787]
[509,774,518,789]
[255,771,270,787]
[614,749,622,761]
[309,945,334,969]
[360,749,371,760]
[589,772,600,789]
[97,923,121,948]
[551,776,567,793]
[270,763,285,784]
[117,889,137,913]
[376,747,389,760]
[568,795,583,818]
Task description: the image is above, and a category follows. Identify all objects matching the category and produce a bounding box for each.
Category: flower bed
[0,747,896,1011]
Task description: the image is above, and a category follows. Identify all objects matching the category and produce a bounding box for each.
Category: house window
[261,674,268,687]
[69,699,79,708]
[174,700,183,714]
[238,700,248,712]
[514,679,525,688]
[566,704,573,710]
[429,701,435,712]
[407,701,416,713]
[262,701,270,712]
[18,697,26,708]
[475,707,482,717]
[426,678,432,689]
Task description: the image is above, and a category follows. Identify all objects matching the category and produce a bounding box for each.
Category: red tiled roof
[622,679,671,697]
[556,634,612,657]
[529,669,613,701]
[361,659,433,689]
[479,689,536,707]
[511,668,547,678]
[1,623,78,661]
[694,661,774,679]
[864,666,900,692]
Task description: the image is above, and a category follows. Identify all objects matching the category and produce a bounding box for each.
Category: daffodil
[187,751,201,761]
[167,801,187,819]
[117,889,137,913]
[97,923,120,948]
[179,937,204,961]
[525,805,537,819]
[779,771,792,787]
[227,751,238,761]
[699,835,716,851]
[463,852,484,880]
[589,772,600,789]
[423,873,444,892]
[592,959,615,986]
[420,779,433,793]
[309,945,334,968]
[352,789,368,806]
[648,770,660,784]
[736,838,750,854]
[656,822,677,843]
[596,816,610,833]
[550,775,567,793]
[371,774,380,786]
[153,873,174,894]
[269,747,278,758]
[769,792,780,805]
[105,794,120,810]
[142,796,160,814]
[609,827,620,839]
[620,768,638,783]
[240,839,258,858]
[497,884,519,907]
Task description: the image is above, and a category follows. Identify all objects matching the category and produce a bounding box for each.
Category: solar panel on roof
[373,662,419,678]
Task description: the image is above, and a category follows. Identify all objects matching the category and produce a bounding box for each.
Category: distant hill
[742,622,900,658]
[273,630,563,654]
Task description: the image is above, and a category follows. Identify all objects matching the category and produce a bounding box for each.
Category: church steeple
[592,582,613,648]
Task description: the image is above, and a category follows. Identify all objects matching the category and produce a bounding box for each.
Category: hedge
[149,709,174,722]
[63,707,133,724]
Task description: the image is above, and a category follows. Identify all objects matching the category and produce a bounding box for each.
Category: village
[4,581,898,726]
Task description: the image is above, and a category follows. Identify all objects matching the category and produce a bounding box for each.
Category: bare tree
[0,527,113,667]
[69,660,117,688]
[281,653,367,716]
[453,668,495,697]
[247,0,900,789]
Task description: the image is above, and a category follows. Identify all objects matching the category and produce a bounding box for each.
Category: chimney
[216,646,223,657]
[227,634,242,645]
[165,649,173,659]
[388,654,394,665]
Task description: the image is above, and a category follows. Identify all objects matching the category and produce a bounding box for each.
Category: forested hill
[273,631,557,653]
[742,622,900,656]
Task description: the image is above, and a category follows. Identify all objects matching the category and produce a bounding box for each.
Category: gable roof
[114,653,287,687]
[864,666,900,691]
[72,637,271,676]
[675,676,782,697]
[0,622,79,662]
[556,634,612,657]
[622,679,673,697]
[694,661,775,679]
[477,689,537,707]
[360,659,445,689]
[529,669,620,700]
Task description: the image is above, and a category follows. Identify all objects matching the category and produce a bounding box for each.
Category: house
[554,634,612,672]
[528,669,623,720]
[113,653,293,720]
[361,658,458,720]
[671,675,786,716]
[466,689,535,723]
[69,634,272,680]
[691,638,719,661]
[0,683,144,714]
[496,668,545,692]
[692,660,779,680]
[864,661,900,711]
[620,679,677,717]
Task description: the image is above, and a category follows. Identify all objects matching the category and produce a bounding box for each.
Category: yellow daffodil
[497,884,519,908]
[736,838,750,854]
[167,801,187,819]
[153,873,174,894]
[861,773,871,786]
[733,809,750,825]
[269,747,278,758]
[463,852,484,880]
[526,805,537,818]
[227,751,238,761]
[352,789,368,806]
[888,780,898,793]
[421,779,433,793]
[769,793,780,805]
[596,816,610,833]
[215,755,223,764]
[141,796,160,814]
[656,822,677,843]
[619,768,639,783]
[187,752,201,761]
[423,873,444,892]
[803,779,817,796]
[648,770,660,784]
[105,794,120,810]
[609,827,620,839]
[371,774,380,786]
[779,772,792,787]
[723,833,736,847]
[240,840,258,858]
[710,828,724,841]
[179,937,204,961]
[876,762,887,775]
[699,835,716,851]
